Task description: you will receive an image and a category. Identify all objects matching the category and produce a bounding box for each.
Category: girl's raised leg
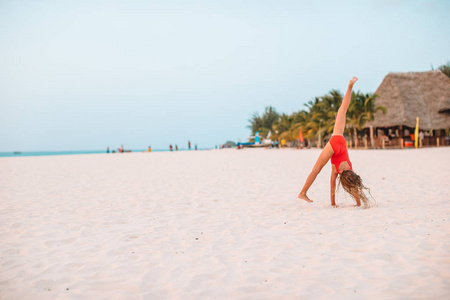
[333,77,358,135]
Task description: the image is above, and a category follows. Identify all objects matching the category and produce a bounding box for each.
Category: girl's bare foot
[298,193,313,203]
[349,76,358,86]
[332,204,339,208]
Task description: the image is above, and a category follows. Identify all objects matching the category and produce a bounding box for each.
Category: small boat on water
[237,131,272,148]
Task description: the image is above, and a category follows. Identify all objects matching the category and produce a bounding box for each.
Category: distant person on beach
[298,77,371,208]
[107,147,110,153]
[148,146,152,152]
[175,145,178,151]
[195,144,197,150]
[188,141,191,150]
[170,144,173,151]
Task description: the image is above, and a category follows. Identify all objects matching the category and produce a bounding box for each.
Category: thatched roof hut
[366,70,450,130]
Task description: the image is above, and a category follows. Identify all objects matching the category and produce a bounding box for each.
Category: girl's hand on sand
[349,77,358,86]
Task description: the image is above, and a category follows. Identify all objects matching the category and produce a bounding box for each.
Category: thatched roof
[366,70,450,130]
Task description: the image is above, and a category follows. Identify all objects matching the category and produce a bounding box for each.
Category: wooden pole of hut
[370,126,375,148]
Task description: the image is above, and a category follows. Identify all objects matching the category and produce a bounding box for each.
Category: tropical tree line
[248,89,386,148]
[249,63,450,148]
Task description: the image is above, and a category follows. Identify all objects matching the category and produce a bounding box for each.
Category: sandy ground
[0,147,449,299]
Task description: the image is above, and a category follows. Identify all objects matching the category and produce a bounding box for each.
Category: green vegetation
[248,90,386,147]
[247,106,280,140]
[438,62,450,79]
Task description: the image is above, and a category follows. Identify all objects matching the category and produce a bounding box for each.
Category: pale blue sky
[1,0,449,151]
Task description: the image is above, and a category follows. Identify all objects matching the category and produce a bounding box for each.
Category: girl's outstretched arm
[333,77,358,136]
[330,171,338,207]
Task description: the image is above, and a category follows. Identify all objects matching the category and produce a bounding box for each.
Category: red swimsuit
[329,135,352,174]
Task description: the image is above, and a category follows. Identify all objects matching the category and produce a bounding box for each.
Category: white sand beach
[1,148,449,299]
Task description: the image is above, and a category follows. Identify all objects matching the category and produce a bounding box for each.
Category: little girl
[298,77,371,208]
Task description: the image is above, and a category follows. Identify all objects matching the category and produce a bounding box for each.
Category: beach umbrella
[414,117,419,148]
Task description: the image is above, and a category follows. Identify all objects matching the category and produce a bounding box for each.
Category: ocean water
[0,150,173,158]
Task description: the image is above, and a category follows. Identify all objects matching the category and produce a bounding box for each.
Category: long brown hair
[338,170,374,208]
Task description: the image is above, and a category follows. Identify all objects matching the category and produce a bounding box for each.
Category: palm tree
[304,90,342,147]
[303,97,325,147]
[272,114,293,144]
[347,91,387,148]
[360,93,387,147]
[292,110,310,146]
[347,91,365,147]
[248,106,279,140]
[320,90,343,134]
